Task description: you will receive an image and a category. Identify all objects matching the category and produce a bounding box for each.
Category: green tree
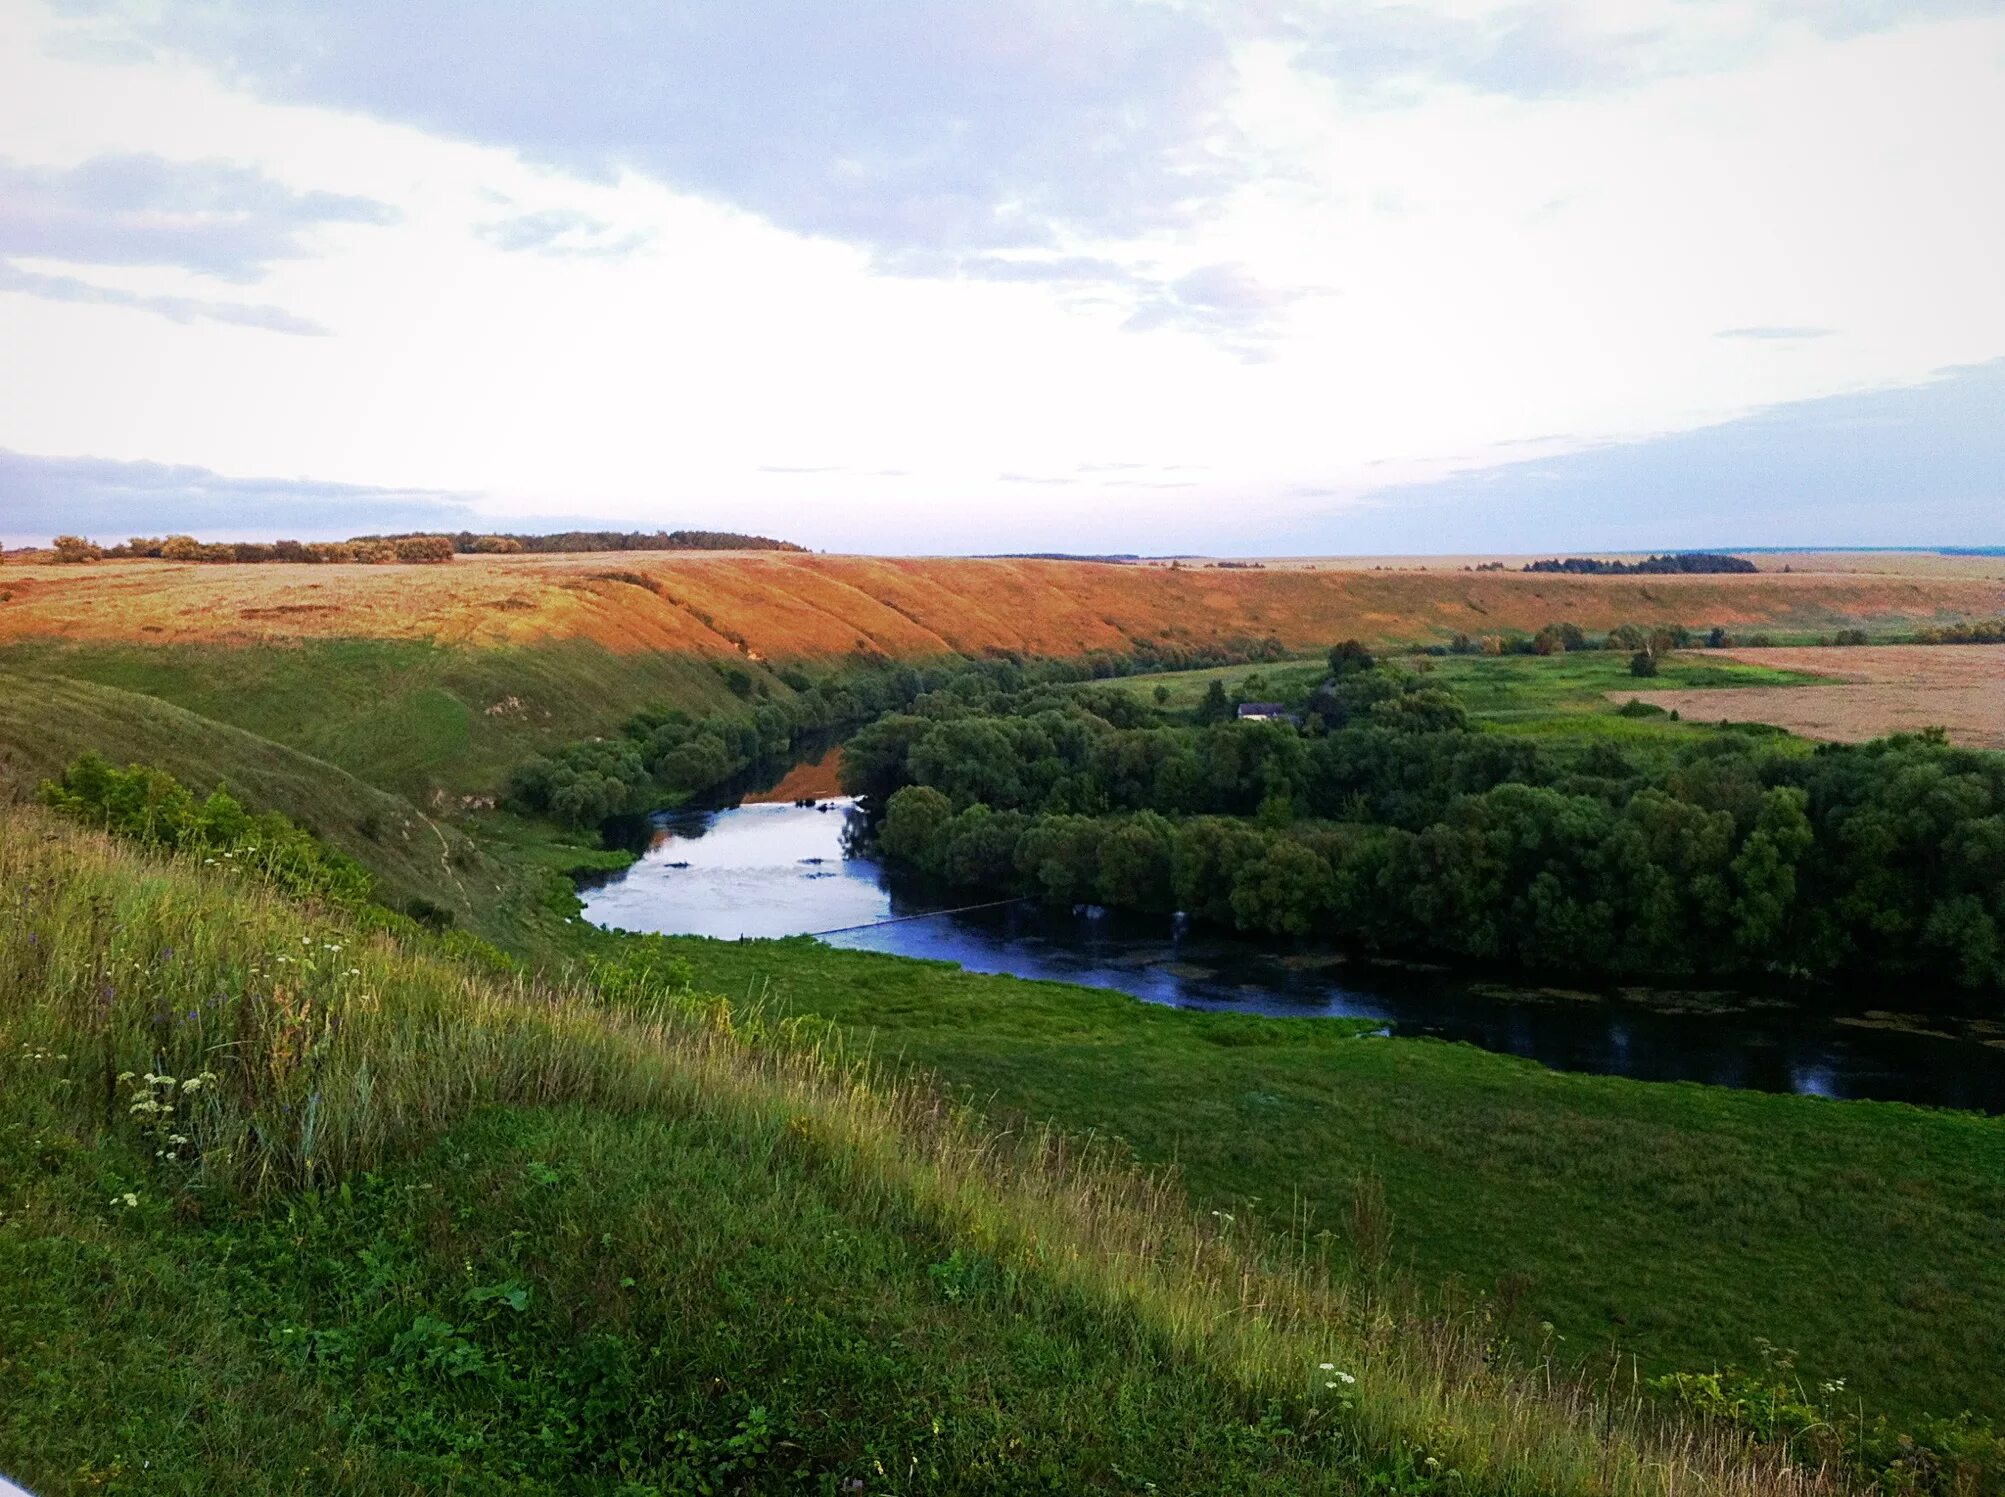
[1729,787,1813,957]
[879,785,953,862]
[1097,813,1177,910]
[1196,679,1233,725]
[1015,815,1105,903]
[1327,639,1376,677]
[1229,840,1331,935]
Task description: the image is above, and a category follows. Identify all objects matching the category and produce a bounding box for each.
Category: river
[581,749,2005,1112]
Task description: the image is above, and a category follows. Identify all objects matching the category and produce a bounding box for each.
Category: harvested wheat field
[1623,645,2005,749]
[2,551,1999,659]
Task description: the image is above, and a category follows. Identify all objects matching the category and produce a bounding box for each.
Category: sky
[1,0,2001,555]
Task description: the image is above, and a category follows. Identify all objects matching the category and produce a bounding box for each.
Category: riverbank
[583,794,2005,1110]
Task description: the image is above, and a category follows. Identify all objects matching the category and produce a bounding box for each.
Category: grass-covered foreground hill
[664,938,2005,1425]
[1,806,1839,1497]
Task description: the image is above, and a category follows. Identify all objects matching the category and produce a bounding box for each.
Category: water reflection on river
[581,789,2005,1113]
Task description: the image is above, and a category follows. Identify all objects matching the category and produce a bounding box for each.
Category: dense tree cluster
[512,643,1288,829]
[512,661,917,826]
[851,668,2005,991]
[1522,553,1758,575]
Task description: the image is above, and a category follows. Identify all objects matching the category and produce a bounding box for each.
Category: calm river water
[582,756,2005,1112]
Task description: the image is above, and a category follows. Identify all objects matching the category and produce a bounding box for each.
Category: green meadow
[643,935,2005,1424]
[2,634,2002,1492]
[1098,649,1822,738]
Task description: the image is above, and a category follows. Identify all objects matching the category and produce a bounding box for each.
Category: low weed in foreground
[0,807,1859,1496]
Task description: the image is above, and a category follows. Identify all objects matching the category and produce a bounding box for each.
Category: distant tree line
[1432,620,1775,659]
[1916,618,2005,645]
[353,529,807,554]
[847,661,2005,992]
[35,528,805,565]
[1522,553,1758,575]
[49,534,459,564]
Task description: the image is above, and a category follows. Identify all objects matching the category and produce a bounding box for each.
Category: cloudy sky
[1,0,2000,554]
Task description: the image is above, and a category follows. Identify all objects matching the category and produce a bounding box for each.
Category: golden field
[2,550,1998,658]
[1628,644,2005,749]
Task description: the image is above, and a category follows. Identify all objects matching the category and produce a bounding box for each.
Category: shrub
[392,535,456,563]
[37,754,373,905]
[50,534,102,563]
[1327,639,1376,677]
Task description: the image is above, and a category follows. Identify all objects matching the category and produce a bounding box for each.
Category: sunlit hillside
[3,552,1997,657]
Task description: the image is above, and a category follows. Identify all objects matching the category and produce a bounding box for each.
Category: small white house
[1236,702,1291,722]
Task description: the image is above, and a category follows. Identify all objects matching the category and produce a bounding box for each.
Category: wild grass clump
[0,809,1845,1495]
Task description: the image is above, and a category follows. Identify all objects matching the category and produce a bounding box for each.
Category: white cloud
[0,258,326,334]
[0,151,396,280]
[0,0,1998,552]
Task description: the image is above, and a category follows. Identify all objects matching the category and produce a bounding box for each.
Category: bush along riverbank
[842,656,2005,995]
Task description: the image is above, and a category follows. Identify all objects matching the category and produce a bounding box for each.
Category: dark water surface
[582,792,2005,1113]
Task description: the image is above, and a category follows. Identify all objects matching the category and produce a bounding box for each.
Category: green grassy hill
[0,668,542,932]
[0,639,758,805]
[0,636,852,953]
[0,809,1819,1496]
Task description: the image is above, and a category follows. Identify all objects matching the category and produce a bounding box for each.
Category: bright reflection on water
[586,800,889,940]
[581,797,2005,1113]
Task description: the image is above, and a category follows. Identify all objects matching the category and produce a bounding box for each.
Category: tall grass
[0,808,1842,1496]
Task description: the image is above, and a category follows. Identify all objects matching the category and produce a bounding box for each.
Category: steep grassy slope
[3,552,1996,657]
[0,668,541,934]
[0,638,756,805]
[0,810,1828,1496]
[641,937,2005,1426]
